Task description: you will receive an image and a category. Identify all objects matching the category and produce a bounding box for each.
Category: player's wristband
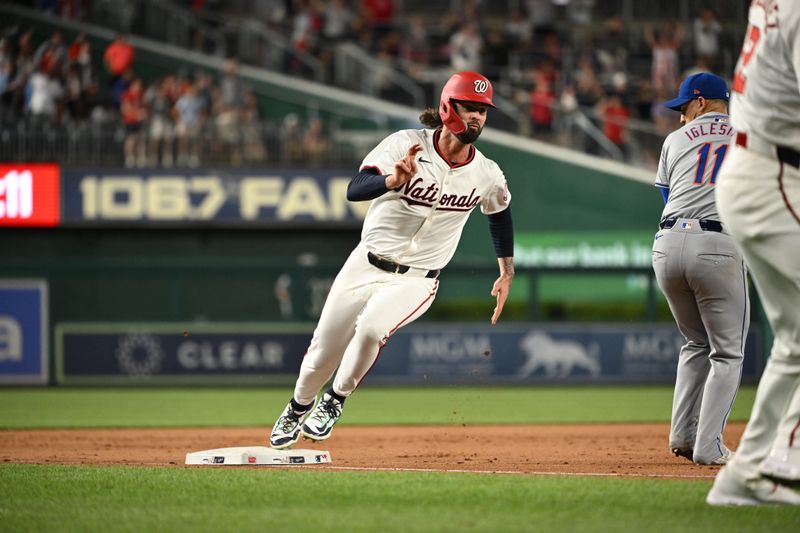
[488,206,514,257]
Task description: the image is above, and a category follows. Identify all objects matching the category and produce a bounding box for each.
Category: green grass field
[2,386,799,532]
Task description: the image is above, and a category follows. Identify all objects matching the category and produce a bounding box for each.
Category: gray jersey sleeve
[657,113,735,222]
[655,141,671,189]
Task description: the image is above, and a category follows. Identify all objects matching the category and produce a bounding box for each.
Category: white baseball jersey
[655,112,734,221]
[730,0,800,151]
[359,128,511,270]
[708,0,800,490]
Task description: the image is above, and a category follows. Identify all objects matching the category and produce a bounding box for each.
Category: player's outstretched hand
[386,144,423,189]
[490,274,513,325]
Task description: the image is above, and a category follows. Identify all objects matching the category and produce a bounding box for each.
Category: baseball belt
[660,219,723,232]
[735,132,800,169]
[367,252,440,278]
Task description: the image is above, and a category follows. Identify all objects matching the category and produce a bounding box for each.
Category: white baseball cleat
[270,401,312,450]
[706,465,800,506]
[759,448,800,485]
[695,447,733,466]
[301,393,344,441]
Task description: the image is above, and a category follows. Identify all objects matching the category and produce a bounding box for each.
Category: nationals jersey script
[359,128,511,270]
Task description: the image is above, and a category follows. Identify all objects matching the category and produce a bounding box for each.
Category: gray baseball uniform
[711,0,800,494]
[653,111,750,464]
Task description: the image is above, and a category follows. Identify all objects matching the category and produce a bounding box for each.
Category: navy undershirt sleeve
[347,168,390,201]
[488,206,514,257]
[660,187,669,204]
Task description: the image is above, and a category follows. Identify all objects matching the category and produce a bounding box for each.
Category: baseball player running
[707,0,800,506]
[269,71,514,449]
[653,72,748,466]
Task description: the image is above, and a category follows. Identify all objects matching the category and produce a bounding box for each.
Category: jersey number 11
[694,143,728,185]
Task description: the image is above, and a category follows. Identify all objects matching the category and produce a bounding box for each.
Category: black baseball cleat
[672,447,694,462]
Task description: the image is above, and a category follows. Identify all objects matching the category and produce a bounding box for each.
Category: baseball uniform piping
[354,280,439,390]
[718,258,748,445]
[359,165,384,176]
[432,129,475,168]
[777,162,800,226]
[738,259,748,355]
[389,280,439,337]
[789,417,800,448]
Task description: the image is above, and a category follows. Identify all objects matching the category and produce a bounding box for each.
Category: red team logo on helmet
[439,71,495,135]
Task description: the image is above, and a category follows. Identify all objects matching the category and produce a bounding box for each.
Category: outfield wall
[54,322,761,386]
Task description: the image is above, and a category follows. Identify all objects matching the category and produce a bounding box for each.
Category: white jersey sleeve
[359,130,416,176]
[479,160,512,215]
[730,0,800,150]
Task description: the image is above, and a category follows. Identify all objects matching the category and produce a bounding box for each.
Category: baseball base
[185,446,332,466]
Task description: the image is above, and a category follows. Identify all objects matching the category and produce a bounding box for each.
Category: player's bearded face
[454,102,487,144]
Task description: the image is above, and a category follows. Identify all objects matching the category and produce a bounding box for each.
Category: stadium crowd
[2,0,745,167]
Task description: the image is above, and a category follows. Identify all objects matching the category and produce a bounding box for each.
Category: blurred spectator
[598,93,629,158]
[216,59,242,163]
[174,81,205,167]
[10,30,37,112]
[303,115,332,163]
[111,68,133,108]
[401,16,430,66]
[34,31,66,76]
[26,68,62,122]
[572,54,603,108]
[651,87,677,136]
[524,0,556,33]
[505,8,533,51]
[323,0,354,42]
[103,33,135,87]
[0,39,12,113]
[241,90,266,163]
[293,1,322,52]
[281,112,305,163]
[634,79,653,121]
[449,22,483,72]
[254,0,288,26]
[529,71,555,135]
[693,8,722,67]
[121,77,147,167]
[144,78,175,167]
[361,0,395,33]
[67,33,93,86]
[645,23,683,93]
[594,16,627,83]
[63,62,85,120]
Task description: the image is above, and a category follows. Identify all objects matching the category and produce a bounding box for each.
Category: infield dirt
[0,422,745,478]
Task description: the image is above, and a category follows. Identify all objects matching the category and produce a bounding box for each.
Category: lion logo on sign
[518,331,601,378]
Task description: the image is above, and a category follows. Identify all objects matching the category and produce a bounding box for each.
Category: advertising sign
[61,169,369,227]
[56,323,313,385]
[56,322,762,386]
[371,324,761,384]
[514,232,656,269]
[0,280,49,384]
[0,164,60,227]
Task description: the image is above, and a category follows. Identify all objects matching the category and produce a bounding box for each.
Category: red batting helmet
[439,71,495,135]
